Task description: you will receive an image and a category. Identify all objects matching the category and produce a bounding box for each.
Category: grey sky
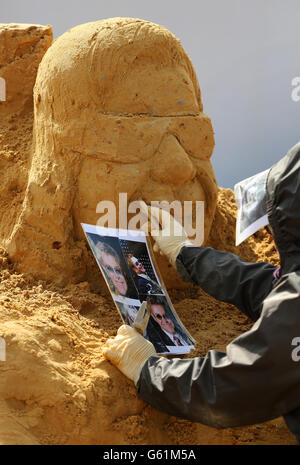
[2,0,300,188]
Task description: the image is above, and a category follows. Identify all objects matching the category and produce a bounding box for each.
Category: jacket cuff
[175,245,199,283]
[136,355,159,391]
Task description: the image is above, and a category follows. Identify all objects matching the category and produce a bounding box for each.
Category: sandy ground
[0,101,297,446]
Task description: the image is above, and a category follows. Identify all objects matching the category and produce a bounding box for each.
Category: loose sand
[0,21,296,445]
[0,181,296,444]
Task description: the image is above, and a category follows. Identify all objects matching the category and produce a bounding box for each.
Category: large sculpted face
[76,72,217,239]
[9,18,218,287]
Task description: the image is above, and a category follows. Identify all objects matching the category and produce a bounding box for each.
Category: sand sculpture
[0,22,296,446]
[0,192,293,445]
[5,18,218,287]
[0,23,52,272]
[0,23,52,115]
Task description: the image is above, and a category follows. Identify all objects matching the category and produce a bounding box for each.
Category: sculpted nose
[150,134,196,185]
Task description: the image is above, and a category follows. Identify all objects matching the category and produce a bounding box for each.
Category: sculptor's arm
[146,204,276,321]
[137,275,299,428]
[176,246,276,321]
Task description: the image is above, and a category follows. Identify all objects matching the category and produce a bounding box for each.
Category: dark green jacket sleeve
[176,246,277,321]
[137,274,300,428]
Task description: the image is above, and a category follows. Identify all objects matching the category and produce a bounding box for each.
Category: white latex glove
[147,205,192,267]
[103,325,156,385]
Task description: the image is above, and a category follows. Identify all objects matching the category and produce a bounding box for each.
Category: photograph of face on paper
[144,295,194,354]
[81,223,195,355]
[119,238,165,300]
[85,231,138,300]
[234,168,270,246]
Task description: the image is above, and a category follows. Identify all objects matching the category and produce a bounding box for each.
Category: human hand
[103,325,156,385]
[146,205,192,266]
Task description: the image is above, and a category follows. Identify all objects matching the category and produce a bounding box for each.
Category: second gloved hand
[103,325,156,385]
[148,206,193,267]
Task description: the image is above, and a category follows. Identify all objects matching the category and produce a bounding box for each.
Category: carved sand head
[8,18,218,287]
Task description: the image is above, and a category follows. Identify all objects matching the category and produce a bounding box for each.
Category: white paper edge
[118,228,147,242]
[161,345,195,355]
[112,294,142,307]
[81,223,118,237]
[236,213,269,246]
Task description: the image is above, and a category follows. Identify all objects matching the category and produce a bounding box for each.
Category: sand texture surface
[0,189,296,444]
[0,20,296,445]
